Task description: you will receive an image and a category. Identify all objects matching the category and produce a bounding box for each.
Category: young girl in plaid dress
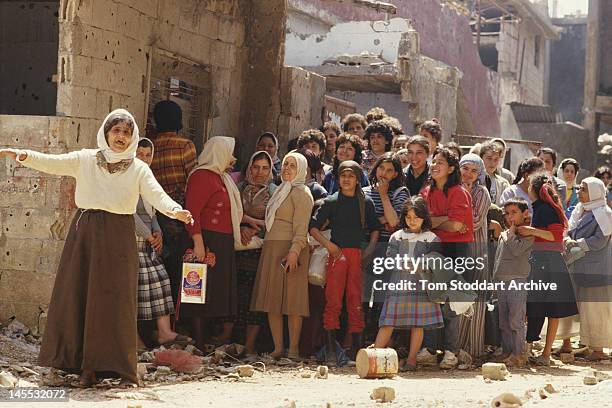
[373,196,444,371]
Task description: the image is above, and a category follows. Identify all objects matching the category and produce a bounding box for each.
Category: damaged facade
[286,17,462,139]
[286,0,501,140]
[0,0,316,331]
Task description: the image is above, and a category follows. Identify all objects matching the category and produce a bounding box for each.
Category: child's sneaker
[439,350,458,369]
[416,348,437,366]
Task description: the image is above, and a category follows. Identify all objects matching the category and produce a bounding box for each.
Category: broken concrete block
[490,392,522,407]
[315,365,328,379]
[538,388,549,399]
[0,371,18,387]
[482,363,509,381]
[560,353,575,363]
[370,387,396,403]
[584,375,598,385]
[153,349,203,373]
[543,383,557,394]
[236,365,254,378]
[300,371,312,378]
[137,363,148,379]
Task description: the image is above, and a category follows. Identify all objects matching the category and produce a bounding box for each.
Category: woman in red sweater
[419,147,474,369]
[183,137,244,350]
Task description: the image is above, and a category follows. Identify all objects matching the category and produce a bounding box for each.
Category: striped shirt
[363,185,410,241]
[150,132,197,205]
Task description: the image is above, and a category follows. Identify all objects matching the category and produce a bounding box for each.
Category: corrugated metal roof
[509,102,558,123]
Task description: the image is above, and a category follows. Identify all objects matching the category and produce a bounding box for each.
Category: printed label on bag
[181,262,207,304]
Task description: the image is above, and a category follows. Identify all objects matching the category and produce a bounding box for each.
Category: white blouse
[17,149,180,217]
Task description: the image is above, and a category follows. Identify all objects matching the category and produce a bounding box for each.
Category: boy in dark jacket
[310,161,381,364]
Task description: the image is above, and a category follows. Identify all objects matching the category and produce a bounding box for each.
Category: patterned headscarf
[96,108,139,173]
[459,153,486,185]
[265,151,312,231]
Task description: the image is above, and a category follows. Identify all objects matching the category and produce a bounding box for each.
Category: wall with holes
[0,115,98,332]
[56,0,247,136]
[0,1,59,115]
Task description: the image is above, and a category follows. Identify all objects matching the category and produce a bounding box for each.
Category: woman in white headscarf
[0,109,193,386]
[457,153,492,358]
[251,151,314,360]
[182,136,243,350]
[566,177,612,361]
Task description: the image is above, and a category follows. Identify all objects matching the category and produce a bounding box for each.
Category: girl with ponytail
[515,173,578,366]
[500,157,545,215]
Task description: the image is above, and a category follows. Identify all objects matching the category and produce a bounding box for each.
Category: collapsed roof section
[288,17,463,136]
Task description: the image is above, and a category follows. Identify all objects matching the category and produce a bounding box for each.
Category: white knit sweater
[17,149,180,216]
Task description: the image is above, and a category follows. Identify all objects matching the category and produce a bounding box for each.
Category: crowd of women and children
[1,101,611,387]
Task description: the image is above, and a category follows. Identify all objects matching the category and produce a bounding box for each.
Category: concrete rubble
[370,386,396,403]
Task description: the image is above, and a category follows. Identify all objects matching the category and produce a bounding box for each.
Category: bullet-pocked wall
[0,1,59,115]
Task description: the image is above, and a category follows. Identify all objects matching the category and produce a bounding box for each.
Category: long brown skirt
[38,210,139,383]
[179,230,237,318]
[250,240,310,317]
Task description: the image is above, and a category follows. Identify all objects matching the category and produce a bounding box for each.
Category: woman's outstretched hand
[0,149,24,161]
[172,209,194,225]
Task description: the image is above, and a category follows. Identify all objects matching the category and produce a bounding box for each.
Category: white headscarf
[189,136,244,246]
[568,177,612,236]
[265,151,311,231]
[96,109,140,163]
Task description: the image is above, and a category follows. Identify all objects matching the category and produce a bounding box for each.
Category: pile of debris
[137,343,265,385]
[0,317,45,388]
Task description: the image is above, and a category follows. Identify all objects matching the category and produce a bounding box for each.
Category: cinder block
[57,84,98,119]
[0,239,44,272]
[217,17,242,45]
[118,0,159,18]
[157,0,181,26]
[210,40,236,69]
[138,15,156,42]
[0,116,50,148]
[0,177,47,210]
[198,11,219,40]
[0,208,66,240]
[115,2,142,40]
[178,0,201,33]
[90,0,119,32]
[49,116,100,150]
[94,89,130,121]
[0,270,55,327]
[71,0,94,26]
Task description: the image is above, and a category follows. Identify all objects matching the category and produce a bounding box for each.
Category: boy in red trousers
[310,161,381,365]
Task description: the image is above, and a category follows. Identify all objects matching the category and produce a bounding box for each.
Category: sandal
[399,360,417,372]
[585,352,610,362]
[159,334,195,347]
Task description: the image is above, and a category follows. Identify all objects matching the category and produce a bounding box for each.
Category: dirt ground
[2,332,612,408]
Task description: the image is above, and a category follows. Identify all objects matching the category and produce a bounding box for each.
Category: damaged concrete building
[285,0,502,140]
[467,0,597,173]
[0,0,324,331]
